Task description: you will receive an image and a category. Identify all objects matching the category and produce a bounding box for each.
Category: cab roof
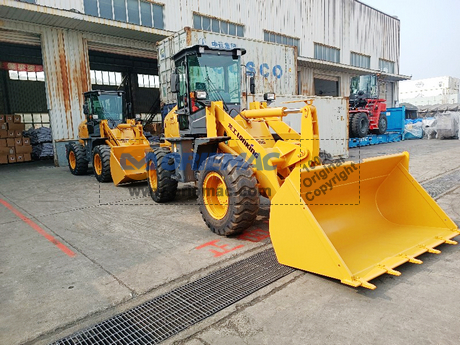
[84,90,124,96]
[173,45,246,61]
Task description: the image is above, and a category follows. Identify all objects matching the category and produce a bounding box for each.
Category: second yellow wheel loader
[147,45,459,289]
[66,90,150,186]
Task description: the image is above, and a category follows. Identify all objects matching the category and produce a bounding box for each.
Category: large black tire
[92,145,112,182]
[348,113,355,137]
[351,112,369,138]
[147,148,178,203]
[67,142,88,175]
[198,154,259,236]
[373,113,388,135]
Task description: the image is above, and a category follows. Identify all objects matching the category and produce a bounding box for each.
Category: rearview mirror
[83,103,89,115]
[171,73,180,93]
[264,93,276,102]
[250,76,255,94]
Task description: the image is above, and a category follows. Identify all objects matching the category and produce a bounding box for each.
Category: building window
[9,70,45,82]
[19,0,36,3]
[84,0,164,29]
[84,0,99,17]
[127,0,140,25]
[152,4,164,29]
[264,31,300,49]
[379,59,395,74]
[138,74,160,88]
[99,0,113,19]
[350,52,370,69]
[314,43,340,63]
[90,70,123,86]
[113,0,127,21]
[193,13,244,37]
[140,1,153,27]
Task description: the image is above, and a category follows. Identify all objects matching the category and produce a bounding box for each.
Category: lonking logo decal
[228,123,260,159]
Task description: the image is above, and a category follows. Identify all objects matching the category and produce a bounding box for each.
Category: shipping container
[158,27,297,105]
[265,95,349,160]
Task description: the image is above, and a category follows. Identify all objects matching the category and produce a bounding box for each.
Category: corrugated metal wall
[347,1,400,71]
[41,29,91,141]
[163,0,400,73]
[36,0,85,13]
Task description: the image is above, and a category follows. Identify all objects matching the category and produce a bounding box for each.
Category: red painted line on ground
[196,240,220,250]
[196,239,244,257]
[238,229,270,242]
[0,199,76,257]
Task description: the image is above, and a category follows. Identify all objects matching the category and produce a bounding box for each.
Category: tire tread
[147,148,178,203]
[351,112,369,138]
[68,142,88,175]
[198,154,259,236]
[93,145,112,182]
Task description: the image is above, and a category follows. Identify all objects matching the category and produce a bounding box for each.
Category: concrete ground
[0,139,459,345]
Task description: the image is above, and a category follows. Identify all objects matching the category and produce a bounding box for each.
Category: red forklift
[349,74,387,138]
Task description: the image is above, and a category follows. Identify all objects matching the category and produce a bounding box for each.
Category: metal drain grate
[422,169,460,198]
[52,249,294,345]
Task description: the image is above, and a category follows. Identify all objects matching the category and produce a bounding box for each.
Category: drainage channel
[52,171,459,345]
[421,169,460,199]
[52,249,294,345]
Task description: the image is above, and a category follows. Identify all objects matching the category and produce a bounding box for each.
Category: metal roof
[0,0,172,43]
[298,56,411,82]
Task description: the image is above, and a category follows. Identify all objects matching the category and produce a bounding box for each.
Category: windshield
[91,93,123,121]
[187,53,241,104]
[350,75,378,98]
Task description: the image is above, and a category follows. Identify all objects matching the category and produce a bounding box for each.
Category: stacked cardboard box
[0,115,32,164]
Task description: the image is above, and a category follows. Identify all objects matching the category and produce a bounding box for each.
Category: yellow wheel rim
[149,166,158,192]
[94,153,102,175]
[69,151,76,169]
[203,172,229,220]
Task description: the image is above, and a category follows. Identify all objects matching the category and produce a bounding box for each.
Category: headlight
[194,91,208,100]
[264,93,276,101]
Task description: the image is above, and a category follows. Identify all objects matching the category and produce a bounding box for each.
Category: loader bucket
[270,152,459,289]
[110,144,150,186]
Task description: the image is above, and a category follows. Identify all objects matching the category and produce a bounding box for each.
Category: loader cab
[171,45,246,136]
[83,90,126,136]
[349,74,379,109]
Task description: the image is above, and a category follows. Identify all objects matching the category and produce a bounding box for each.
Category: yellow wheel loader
[147,45,459,289]
[66,90,150,186]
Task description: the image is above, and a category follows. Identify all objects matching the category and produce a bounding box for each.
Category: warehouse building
[0,0,409,165]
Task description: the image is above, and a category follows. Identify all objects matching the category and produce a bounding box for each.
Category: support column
[41,28,91,166]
